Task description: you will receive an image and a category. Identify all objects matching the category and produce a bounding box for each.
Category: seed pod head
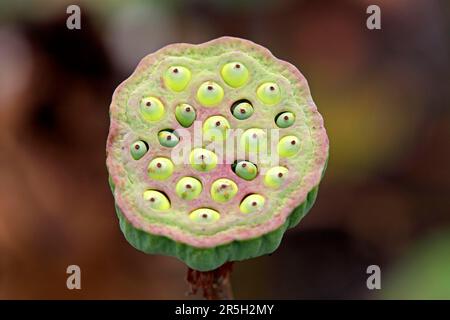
[106,37,329,272]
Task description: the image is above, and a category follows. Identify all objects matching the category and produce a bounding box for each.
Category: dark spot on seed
[167,135,172,141]
[207,85,213,91]
[252,133,257,139]
[134,144,140,150]
[185,107,191,112]
[200,155,205,160]
[221,184,227,189]
[269,86,275,91]
[146,101,151,107]
[173,68,179,73]
[278,172,283,178]
[235,64,241,69]
[241,163,247,168]
[150,198,155,202]
[252,202,257,206]
[186,184,192,189]
[291,140,296,145]
[202,214,208,218]
[156,163,162,168]
[215,121,221,126]
[240,109,245,114]
[284,115,289,121]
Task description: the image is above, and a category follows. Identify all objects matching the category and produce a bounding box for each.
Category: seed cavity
[231,99,254,120]
[221,61,249,88]
[275,111,295,128]
[189,148,218,172]
[163,66,191,92]
[147,157,174,180]
[196,81,224,107]
[256,82,281,106]
[240,194,265,214]
[158,129,179,148]
[143,190,171,211]
[130,140,149,160]
[210,178,238,203]
[175,103,196,127]
[232,160,258,181]
[277,136,300,158]
[175,177,202,200]
[264,166,289,188]
[189,208,221,223]
[140,97,165,122]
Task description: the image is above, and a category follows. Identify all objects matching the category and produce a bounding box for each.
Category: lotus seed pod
[264,166,289,188]
[231,101,254,120]
[257,82,281,106]
[140,97,165,121]
[210,178,238,203]
[276,111,295,128]
[202,115,230,142]
[189,148,218,172]
[221,62,249,88]
[175,177,203,200]
[106,37,329,272]
[234,160,258,181]
[130,141,148,160]
[158,130,179,148]
[196,81,224,107]
[175,103,196,127]
[143,190,171,212]
[147,157,174,180]
[163,66,191,92]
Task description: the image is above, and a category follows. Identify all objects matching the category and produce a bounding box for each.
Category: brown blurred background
[0,0,449,299]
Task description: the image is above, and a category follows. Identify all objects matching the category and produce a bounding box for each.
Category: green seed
[196,81,224,107]
[189,208,221,223]
[140,97,165,121]
[277,135,300,158]
[175,177,202,200]
[276,112,295,128]
[210,178,238,203]
[256,82,281,106]
[143,190,171,212]
[203,115,230,142]
[264,166,289,188]
[232,101,254,120]
[189,148,218,172]
[147,157,174,180]
[234,161,258,181]
[130,141,148,160]
[221,62,249,88]
[240,194,265,214]
[158,130,179,148]
[163,66,191,92]
[240,128,267,153]
[175,103,196,127]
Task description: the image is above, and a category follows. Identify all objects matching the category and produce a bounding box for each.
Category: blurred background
[0,0,448,299]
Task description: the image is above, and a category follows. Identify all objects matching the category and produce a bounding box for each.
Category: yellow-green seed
[130,141,148,160]
[143,190,171,211]
[175,177,202,200]
[147,157,174,180]
[140,97,165,121]
[210,178,238,203]
[240,194,265,214]
[221,62,249,88]
[196,81,224,107]
[158,130,179,148]
[175,103,196,127]
[189,148,218,172]
[276,112,295,128]
[277,136,300,158]
[189,208,221,223]
[256,82,281,106]
[203,115,230,142]
[163,66,191,92]
[234,160,258,181]
[232,101,253,120]
[264,166,289,188]
[240,128,267,153]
